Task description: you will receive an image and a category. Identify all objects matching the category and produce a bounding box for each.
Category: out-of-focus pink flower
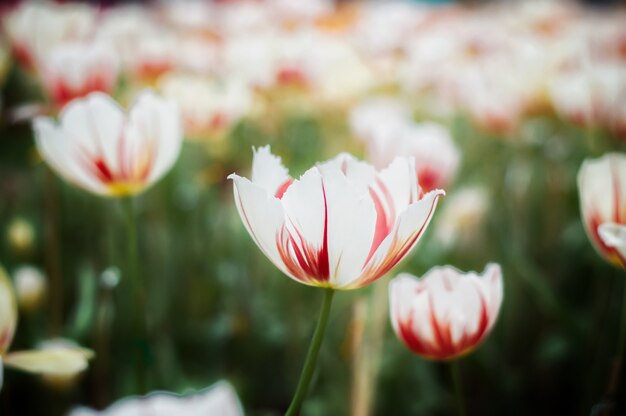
[578,153,626,268]
[229,146,444,289]
[350,98,459,191]
[69,381,244,416]
[38,42,120,109]
[389,264,503,361]
[3,1,96,71]
[33,91,182,197]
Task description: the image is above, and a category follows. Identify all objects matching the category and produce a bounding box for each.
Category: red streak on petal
[276,181,330,284]
[365,178,396,265]
[397,292,492,360]
[275,179,294,199]
[359,193,440,288]
[589,214,626,268]
[93,158,114,183]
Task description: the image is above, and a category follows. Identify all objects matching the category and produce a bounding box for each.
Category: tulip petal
[320,152,376,196]
[4,348,90,377]
[318,164,377,288]
[598,222,626,263]
[130,91,183,184]
[228,174,289,277]
[33,117,108,195]
[0,266,18,355]
[251,145,292,197]
[60,92,126,177]
[278,167,330,284]
[578,153,626,266]
[361,189,443,287]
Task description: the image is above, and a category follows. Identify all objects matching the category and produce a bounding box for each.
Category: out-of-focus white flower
[353,2,427,57]
[222,34,279,88]
[268,0,333,24]
[159,73,253,139]
[3,1,96,71]
[455,65,527,136]
[389,264,503,360]
[216,1,274,36]
[309,36,377,104]
[158,0,216,33]
[69,381,244,416]
[96,6,175,83]
[37,41,120,109]
[549,62,626,131]
[389,122,459,192]
[128,32,178,84]
[13,265,47,314]
[435,186,490,249]
[175,35,220,75]
[350,98,459,191]
[349,97,411,142]
[33,91,182,197]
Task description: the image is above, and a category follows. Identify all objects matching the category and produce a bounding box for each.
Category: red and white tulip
[3,1,96,71]
[578,153,626,268]
[33,91,183,197]
[38,42,120,109]
[389,264,503,360]
[229,146,444,289]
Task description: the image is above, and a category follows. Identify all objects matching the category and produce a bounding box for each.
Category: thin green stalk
[122,197,148,393]
[450,361,466,416]
[44,169,62,335]
[606,278,626,398]
[285,288,335,416]
[618,279,626,361]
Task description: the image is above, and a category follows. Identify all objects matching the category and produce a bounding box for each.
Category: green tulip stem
[608,278,626,396]
[618,279,626,362]
[285,288,335,416]
[450,361,466,416]
[122,196,148,393]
